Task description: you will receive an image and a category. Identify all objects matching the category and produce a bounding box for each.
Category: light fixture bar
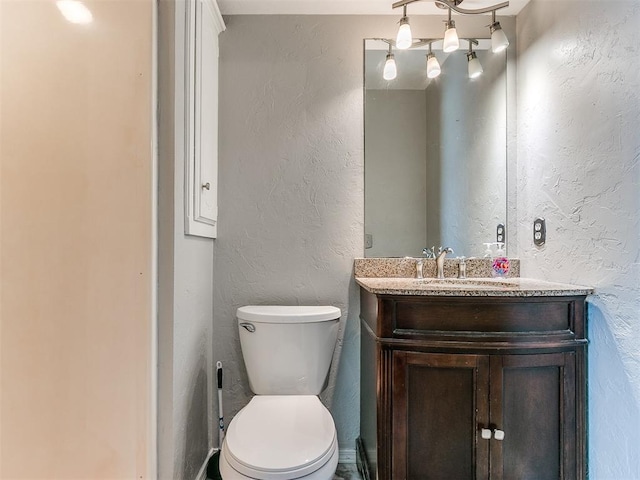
[391,0,509,15]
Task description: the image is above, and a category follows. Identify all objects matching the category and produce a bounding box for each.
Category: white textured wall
[158,1,215,478]
[516,1,640,478]
[216,15,366,450]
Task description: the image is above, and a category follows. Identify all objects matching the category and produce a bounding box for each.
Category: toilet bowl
[219,306,341,480]
[219,396,339,479]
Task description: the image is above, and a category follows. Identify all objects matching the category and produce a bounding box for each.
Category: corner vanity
[355,258,593,480]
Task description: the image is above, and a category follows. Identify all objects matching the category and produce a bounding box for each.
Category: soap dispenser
[491,242,510,277]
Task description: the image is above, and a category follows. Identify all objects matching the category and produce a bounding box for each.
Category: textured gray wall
[216,15,367,451]
[516,1,640,478]
[365,89,428,258]
[216,13,516,454]
[158,1,215,477]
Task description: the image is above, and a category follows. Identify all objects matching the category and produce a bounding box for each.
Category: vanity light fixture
[489,10,509,53]
[396,6,413,49]
[442,8,459,53]
[390,0,510,55]
[426,43,441,79]
[467,40,483,79]
[383,43,398,80]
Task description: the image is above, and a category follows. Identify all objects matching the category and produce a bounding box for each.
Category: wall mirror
[364,38,507,258]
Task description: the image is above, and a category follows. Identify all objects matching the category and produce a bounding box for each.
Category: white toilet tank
[237,305,341,395]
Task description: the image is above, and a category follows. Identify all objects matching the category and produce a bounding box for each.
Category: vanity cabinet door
[392,351,490,480]
[390,351,579,480]
[489,353,577,480]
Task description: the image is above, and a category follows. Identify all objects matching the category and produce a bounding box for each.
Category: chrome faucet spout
[435,247,454,279]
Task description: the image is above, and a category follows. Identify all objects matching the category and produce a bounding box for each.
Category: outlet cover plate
[533,218,546,246]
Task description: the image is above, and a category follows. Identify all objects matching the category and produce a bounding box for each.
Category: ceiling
[217,0,530,16]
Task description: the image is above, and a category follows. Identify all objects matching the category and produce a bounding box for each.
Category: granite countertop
[355,277,594,297]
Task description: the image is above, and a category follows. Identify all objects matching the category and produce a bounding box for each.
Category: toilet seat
[222,395,337,480]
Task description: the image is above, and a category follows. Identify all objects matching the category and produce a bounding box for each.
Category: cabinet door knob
[481,428,492,440]
[494,429,505,441]
[202,182,211,190]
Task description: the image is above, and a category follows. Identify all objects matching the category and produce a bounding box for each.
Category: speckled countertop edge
[355,277,594,297]
[354,257,521,279]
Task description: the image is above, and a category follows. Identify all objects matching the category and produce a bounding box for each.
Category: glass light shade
[56,0,93,24]
[396,18,413,50]
[426,53,441,79]
[491,23,510,53]
[383,54,397,81]
[467,52,483,79]
[443,22,459,53]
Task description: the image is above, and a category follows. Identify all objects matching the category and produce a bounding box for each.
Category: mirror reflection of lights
[56,0,93,25]
[426,44,441,79]
[377,37,489,82]
[383,44,397,80]
[467,50,483,79]
[467,39,483,79]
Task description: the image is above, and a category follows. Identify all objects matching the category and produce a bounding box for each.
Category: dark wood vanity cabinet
[357,290,588,480]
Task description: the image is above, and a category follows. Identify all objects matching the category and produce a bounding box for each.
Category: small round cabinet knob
[481,428,492,440]
[202,182,211,190]
[494,429,505,441]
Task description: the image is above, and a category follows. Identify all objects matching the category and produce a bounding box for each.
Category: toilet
[219,305,341,480]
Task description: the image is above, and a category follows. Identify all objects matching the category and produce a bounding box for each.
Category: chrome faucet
[435,247,454,279]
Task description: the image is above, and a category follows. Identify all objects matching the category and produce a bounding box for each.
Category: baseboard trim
[356,437,371,480]
[195,448,217,480]
[339,448,357,464]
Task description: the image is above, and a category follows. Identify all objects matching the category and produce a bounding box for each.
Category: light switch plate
[533,218,546,246]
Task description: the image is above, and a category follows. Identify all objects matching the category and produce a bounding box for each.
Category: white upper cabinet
[185,0,225,238]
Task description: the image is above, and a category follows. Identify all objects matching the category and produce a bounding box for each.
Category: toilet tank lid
[237,305,341,323]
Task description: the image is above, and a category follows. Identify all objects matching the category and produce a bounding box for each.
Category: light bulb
[383,54,397,81]
[490,22,509,53]
[443,21,459,53]
[396,17,413,50]
[426,53,441,79]
[467,51,483,79]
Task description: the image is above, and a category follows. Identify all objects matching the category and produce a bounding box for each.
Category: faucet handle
[437,246,454,256]
[422,247,436,258]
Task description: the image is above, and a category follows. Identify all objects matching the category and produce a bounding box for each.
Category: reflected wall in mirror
[364,38,507,258]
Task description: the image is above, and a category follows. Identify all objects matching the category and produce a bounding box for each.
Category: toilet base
[219,440,339,480]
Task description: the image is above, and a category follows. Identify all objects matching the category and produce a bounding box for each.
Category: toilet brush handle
[217,361,225,443]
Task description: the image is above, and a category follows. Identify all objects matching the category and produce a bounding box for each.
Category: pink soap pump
[484,242,509,277]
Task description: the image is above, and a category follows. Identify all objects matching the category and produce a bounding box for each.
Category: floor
[334,463,363,480]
